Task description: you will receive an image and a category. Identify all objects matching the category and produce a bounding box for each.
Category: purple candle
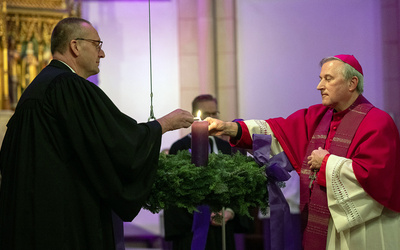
[191,121,209,166]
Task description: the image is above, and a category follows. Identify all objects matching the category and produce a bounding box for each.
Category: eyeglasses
[75,38,103,52]
[202,111,220,118]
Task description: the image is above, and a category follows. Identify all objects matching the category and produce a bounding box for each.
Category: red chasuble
[233,95,400,248]
[264,97,400,213]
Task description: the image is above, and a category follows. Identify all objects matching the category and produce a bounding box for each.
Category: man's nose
[317,80,324,90]
[99,49,105,58]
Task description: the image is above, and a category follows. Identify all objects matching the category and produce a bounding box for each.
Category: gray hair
[51,17,92,54]
[320,56,364,94]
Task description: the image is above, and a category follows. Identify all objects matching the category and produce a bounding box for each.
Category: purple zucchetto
[334,54,363,76]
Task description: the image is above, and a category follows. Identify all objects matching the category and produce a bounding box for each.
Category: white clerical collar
[57,60,76,73]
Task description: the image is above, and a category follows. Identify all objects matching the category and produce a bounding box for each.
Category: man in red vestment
[206,54,400,249]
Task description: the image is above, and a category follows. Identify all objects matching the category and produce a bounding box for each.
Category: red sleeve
[229,121,254,149]
[267,105,329,174]
[349,108,400,212]
[317,154,330,187]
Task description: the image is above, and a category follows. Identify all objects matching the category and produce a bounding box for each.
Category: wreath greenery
[143,150,269,217]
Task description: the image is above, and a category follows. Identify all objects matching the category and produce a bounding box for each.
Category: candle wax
[191,121,209,167]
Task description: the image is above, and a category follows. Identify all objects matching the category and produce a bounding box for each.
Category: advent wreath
[143,150,270,217]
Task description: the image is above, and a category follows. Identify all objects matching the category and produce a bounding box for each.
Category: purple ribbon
[191,205,211,250]
[253,134,294,250]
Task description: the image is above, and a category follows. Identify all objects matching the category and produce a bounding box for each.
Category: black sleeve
[49,74,162,221]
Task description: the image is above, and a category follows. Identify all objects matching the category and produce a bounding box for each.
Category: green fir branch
[143,150,269,217]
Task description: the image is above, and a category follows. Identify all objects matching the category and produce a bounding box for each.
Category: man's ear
[349,76,358,92]
[70,40,80,57]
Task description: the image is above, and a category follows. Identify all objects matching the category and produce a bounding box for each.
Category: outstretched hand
[157,109,194,134]
[205,117,238,137]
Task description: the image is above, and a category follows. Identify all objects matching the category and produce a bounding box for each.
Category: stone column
[197,0,216,95]
[214,0,238,122]
[177,0,200,136]
[177,0,239,136]
[381,0,400,131]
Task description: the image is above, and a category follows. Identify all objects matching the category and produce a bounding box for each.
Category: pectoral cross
[309,171,317,188]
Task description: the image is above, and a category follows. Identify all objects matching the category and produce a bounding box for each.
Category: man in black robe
[163,94,252,250]
[0,17,193,249]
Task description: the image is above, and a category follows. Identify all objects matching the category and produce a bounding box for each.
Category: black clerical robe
[0,60,162,249]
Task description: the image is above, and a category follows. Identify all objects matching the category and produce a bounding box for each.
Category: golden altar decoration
[0,0,81,110]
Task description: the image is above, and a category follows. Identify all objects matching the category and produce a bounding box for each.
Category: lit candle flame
[195,110,202,121]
